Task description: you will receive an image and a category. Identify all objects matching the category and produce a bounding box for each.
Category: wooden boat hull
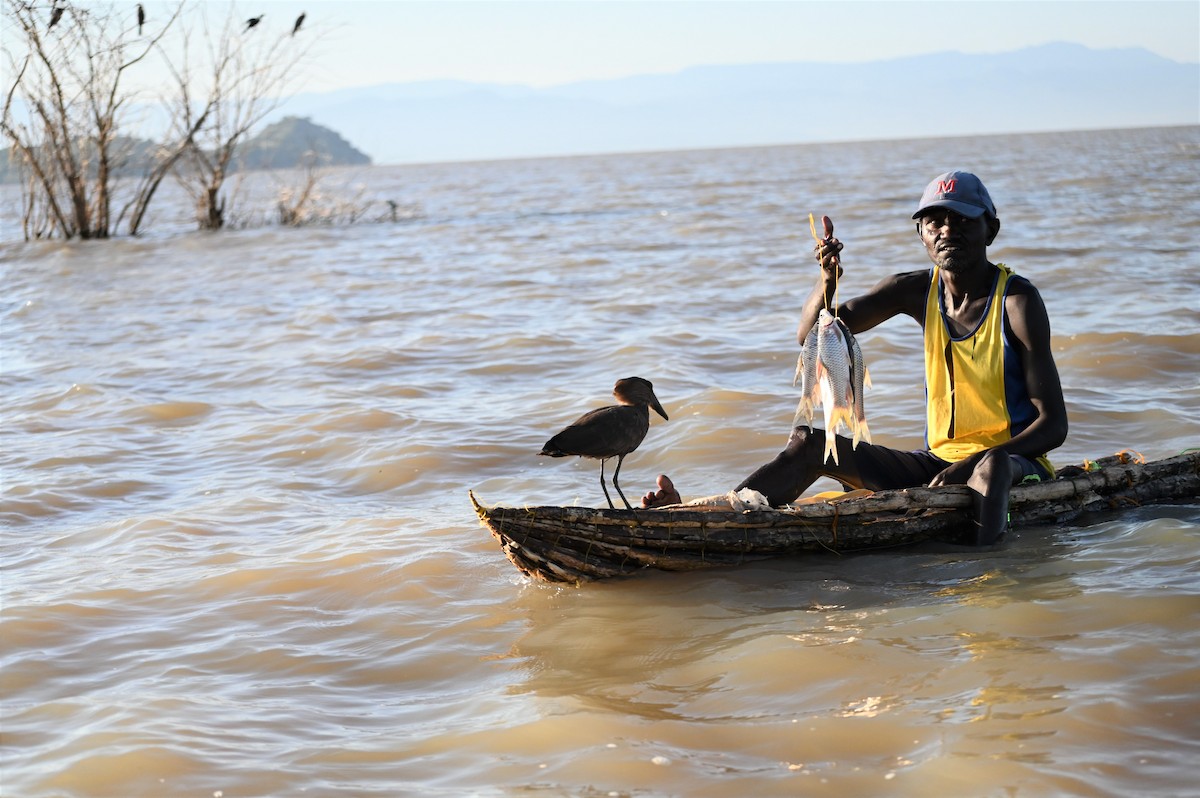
[471,451,1200,584]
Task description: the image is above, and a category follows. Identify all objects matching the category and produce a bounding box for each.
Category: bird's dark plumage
[137,3,144,34]
[540,377,668,510]
[292,11,305,35]
[48,3,64,29]
[245,14,263,31]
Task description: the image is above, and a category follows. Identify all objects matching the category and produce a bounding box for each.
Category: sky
[148,0,1199,93]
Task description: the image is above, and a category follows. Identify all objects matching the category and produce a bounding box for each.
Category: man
[643,171,1068,546]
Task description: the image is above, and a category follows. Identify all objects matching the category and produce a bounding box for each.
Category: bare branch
[169,2,323,230]
[4,0,329,238]
[2,0,189,238]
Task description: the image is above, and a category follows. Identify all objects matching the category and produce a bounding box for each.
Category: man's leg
[960,452,1053,545]
[641,428,948,509]
[963,449,1013,546]
[642,427,849,508]
[735,426,864,505]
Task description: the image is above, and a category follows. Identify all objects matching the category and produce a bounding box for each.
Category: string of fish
[792,213,872,464]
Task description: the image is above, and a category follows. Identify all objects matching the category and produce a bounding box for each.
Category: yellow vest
[923,264,1053,474]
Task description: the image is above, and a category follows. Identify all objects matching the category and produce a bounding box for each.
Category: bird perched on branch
[137,3,144,34]
[292,11,305,36]
[540,377,668,510]
[48,2,64,29]
[245,14,263,31]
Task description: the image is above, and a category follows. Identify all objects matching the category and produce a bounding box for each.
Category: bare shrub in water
[165,5,319,231]
[1,1,197,239]
[2,1,325,239]
[274,153,380,227]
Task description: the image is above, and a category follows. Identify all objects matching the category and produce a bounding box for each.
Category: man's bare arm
[1000,282,1069,459]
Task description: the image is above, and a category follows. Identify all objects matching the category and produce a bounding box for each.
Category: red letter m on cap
[937,179,957,194]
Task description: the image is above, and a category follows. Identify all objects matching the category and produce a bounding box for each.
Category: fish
[791,308,871,465]
[846,320,872,449]
[791,320,820,428]
[816,311,856,464]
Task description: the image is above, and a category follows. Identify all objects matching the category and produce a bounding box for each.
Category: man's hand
[815,238,844,274]
[927,452,985,487]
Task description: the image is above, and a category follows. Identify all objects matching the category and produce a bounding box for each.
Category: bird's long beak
[650,395,668,421]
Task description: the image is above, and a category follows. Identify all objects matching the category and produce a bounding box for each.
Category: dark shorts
[839,443,1052,491]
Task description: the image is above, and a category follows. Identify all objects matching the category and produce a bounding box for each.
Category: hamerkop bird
[539,377,668,510]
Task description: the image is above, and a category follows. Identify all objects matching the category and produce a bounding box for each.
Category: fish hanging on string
[792,309,871,465]
[792,307,868,463]
[796,213,873,460]
[792,213,871,464]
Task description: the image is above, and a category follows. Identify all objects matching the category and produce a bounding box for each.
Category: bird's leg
[599,458,615,510]
[612,454,634,510]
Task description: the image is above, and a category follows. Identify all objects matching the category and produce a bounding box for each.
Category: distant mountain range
[273,42,1199,165]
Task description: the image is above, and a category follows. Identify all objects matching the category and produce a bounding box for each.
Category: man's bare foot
[641,474,682,508]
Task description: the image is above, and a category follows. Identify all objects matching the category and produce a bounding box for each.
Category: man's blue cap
[912,171,997,220]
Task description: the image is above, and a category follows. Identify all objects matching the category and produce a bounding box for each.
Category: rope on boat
[1114,448,1146,464]
[1084,448,1146,472]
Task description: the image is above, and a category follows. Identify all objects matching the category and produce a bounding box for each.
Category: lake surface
[3,125,1199,797]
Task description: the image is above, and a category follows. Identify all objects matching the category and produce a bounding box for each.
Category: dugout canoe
[471,450,1200,584]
